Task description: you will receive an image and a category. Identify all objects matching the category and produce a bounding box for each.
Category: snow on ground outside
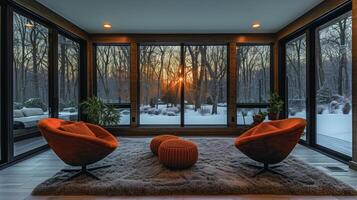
[140,104,227,125]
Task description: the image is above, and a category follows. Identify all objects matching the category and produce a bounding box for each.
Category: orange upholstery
[235,118,306,165]
[38,118,118,166]
[158,139,198,169]
[150,135,179,155]
[59,121,96,137]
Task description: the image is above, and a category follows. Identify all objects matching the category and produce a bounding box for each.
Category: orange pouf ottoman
[158,139,198,169]
[150,135,179,155]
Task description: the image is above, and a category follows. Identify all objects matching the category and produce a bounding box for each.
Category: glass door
[315,12,352,156]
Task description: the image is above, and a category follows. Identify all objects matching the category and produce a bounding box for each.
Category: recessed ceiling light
[25,23,34,28]
[103,23,112,29]
[252,23,261,29]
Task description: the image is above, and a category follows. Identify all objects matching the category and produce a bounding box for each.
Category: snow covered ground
[290,110,352,156]
[139,104,227,125]
[290,110,352,143]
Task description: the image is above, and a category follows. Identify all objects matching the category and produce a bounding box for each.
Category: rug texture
[32,137,357,196]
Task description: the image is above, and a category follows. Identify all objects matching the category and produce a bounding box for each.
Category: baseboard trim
[349,161,357,171]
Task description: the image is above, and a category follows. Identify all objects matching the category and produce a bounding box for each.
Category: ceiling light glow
[252,23,261,29]
[103,23,112,29]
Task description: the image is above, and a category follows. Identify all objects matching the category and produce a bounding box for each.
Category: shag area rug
[32,137,357,196]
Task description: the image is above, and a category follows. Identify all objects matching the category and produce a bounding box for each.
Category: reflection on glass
[316,13,352,156]
[13,12,48,155]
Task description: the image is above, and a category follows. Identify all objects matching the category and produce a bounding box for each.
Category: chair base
[245,163,286,178]
[62,164,111,181]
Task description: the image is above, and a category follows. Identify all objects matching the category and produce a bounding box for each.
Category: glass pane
[13,12,48,156]
[286,35,307,140]
[96,45,130,125]
[58,35,79,121]
[237,45,270,103]
[139,46,181,125]
[184,45,227,125]
[316,13,352,156]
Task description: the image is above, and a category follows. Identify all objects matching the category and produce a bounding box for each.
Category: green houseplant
[80,97,121,126]
[267,92,284,120]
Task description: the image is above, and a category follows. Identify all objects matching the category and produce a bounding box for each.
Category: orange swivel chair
[38,118,118,180]
[235,118,306,177]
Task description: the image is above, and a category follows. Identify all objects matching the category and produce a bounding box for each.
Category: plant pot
[252,115,265,124]
[268,113,279,120]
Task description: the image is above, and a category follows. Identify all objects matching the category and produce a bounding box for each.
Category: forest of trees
[139,45,227,118]
[184,45,227,115]
[139,46,181,109]
[237,45,270,103]
[13,12,49,110]
[58,35,80,111]
[316,14,352,110]
[286,35,307,114]
[96,45,130,104]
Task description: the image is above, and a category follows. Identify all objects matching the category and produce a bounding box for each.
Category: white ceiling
[36,0,323,34]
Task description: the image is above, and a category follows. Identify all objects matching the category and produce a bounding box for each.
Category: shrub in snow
[161,109,167,115]
[329,100,339,114]
[289,108,297,116]
[330,95,345,104]
[24,98,47,112]
[167,107,179,113]
[342,102,351,114]
[148,108,161,115]
[167,111,176,116]
[140,105,151,113]
[317,87,331,104]
[317,105,325,114]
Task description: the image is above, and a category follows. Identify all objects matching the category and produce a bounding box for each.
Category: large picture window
[286,34,307,140]
[13,12,48,156]
[315,12,352,156]
[184,45,227,125]
[58,34,80,121]
[139,45,181,125]
[236,45,271,125]
[96,45,130,125]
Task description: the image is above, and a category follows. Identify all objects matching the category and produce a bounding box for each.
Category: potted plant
[252,111,267,125]
[267,92,284,120]
[80,97,121,126]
